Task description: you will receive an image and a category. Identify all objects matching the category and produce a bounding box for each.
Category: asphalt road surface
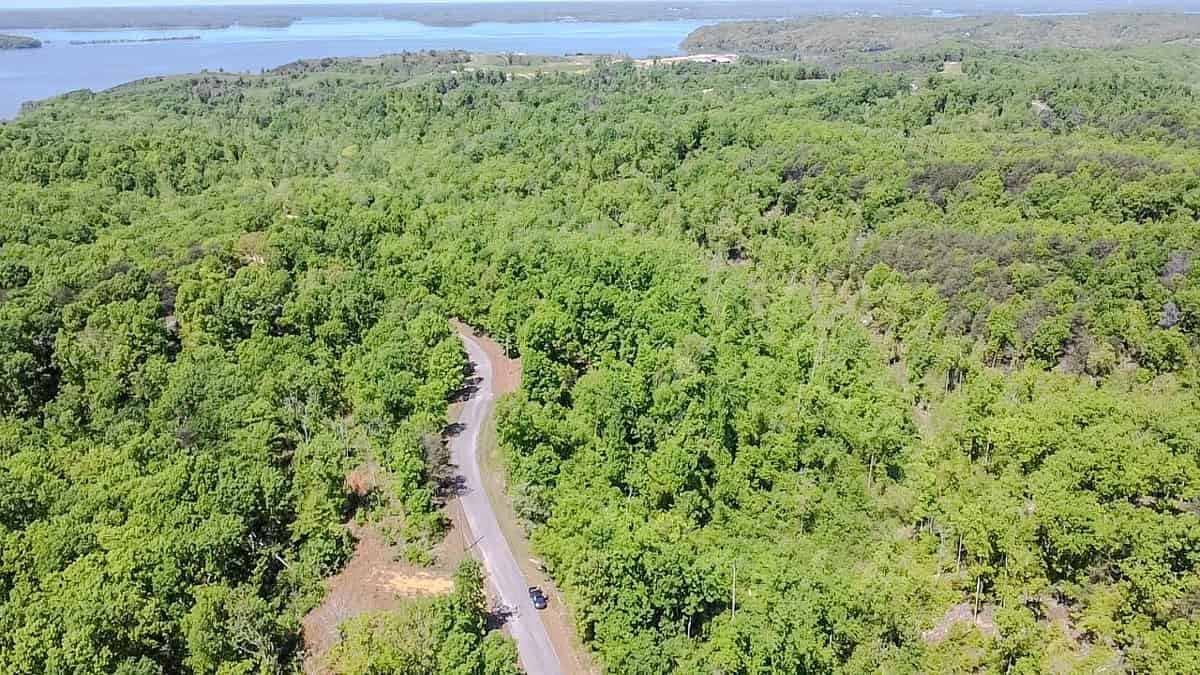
[452,333,564,675]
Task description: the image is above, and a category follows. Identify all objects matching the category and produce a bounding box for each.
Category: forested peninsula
[1,41,1199,674]
[683,13,1200,63]
[0,34,40,49]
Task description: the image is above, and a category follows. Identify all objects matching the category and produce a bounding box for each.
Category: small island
[0,33,41,49]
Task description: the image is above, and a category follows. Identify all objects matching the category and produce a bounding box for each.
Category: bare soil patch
[305,323,591,673]
[922,601,999,647]
[344,461,383,498]
[302,522,456,672]
[304,454,468,672]
[942,60,964,76]
[1044,594,1084,647]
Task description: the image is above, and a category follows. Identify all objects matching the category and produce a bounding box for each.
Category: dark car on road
[528,586,548,610]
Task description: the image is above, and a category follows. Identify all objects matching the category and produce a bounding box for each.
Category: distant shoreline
[69,35,201,46]
[3,1,1194,32]
[6,2,773,32]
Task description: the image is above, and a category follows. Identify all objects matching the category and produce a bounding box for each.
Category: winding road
[452,332,564,675]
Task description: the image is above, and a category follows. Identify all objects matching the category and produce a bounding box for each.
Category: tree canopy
[1,46,1199,672]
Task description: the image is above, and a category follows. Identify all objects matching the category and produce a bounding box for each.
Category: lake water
[0,17,712,118]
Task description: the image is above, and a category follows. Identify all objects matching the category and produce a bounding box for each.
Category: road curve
[453,332,564,675]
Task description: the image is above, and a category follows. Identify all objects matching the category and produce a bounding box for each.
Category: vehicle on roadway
[528,586,548,610]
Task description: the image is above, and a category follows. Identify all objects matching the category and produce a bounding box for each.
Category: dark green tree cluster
[0,63,469,671]
[1,46,1199,672]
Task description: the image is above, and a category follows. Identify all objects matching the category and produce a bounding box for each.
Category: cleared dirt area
[922,601,999,647]
[304,323,595,674]
[303,453,469,672]
[302,521,458,672]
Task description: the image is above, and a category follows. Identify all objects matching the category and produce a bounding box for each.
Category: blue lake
[0,17,713,118]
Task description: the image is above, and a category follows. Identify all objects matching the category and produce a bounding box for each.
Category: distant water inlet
[0,17,713,119]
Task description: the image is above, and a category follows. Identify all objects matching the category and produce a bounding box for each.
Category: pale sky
[2,0,647,7]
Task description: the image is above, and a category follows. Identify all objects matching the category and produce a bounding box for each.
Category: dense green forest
[683,14,1200,64]
[1,45,1199,673]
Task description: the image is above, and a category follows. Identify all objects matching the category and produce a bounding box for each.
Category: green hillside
[684,14,1200,64]
[1,47,1199,673]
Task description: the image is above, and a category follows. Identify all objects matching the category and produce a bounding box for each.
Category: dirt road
[453,332,564,675]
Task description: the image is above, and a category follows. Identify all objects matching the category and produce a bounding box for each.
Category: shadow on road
[449,361,482,403]
[434,424,469,501]
[487,603,517,631]
[440,473,470,498]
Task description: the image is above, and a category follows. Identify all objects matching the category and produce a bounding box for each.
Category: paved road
[452,333,564,675]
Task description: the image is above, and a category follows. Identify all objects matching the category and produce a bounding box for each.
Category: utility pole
[731,562,737,618]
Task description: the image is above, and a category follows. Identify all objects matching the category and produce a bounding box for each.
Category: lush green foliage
[1,46,1199,673]
[0,57,470,673]
[683,14,1200,63]
[325,560,521,675]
